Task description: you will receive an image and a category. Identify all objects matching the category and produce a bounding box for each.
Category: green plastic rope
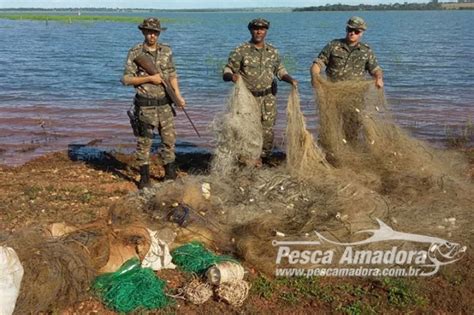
[92,258,170,313]
[171,242,236,274]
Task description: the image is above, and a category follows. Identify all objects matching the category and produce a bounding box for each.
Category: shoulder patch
[159,43,172,53]
[265,42,276,49]
[238,42,251,49]
[266,43,279,53]
[130,43,144,52]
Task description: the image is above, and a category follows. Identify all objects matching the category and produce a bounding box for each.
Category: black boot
[164,162,177,180]
[138,164,151,189]
[261,152,275,167]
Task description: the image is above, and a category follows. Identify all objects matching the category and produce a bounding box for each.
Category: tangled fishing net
[0,217,156,314]
[92,258,170,312]
[134,77,472,277]
[181,278,213,305]
[313,76,468,194]
[2,229,96,314]
[215,279,250,307]
[171,242,236,274]
[211,78,263,175]
[286,87,331,177]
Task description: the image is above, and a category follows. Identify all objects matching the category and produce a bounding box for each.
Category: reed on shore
[0,14,174,24]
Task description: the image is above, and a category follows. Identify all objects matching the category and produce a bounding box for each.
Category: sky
[0,0,427,9]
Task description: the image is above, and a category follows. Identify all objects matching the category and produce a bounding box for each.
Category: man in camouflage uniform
[223,18,297,165]
[122,18,186,188]
[311,16,384,145]
[311,16,383,86]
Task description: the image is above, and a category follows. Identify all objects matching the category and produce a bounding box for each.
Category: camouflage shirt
[223,42,288,92]
[314,39,381,82]
[123,43,177,99]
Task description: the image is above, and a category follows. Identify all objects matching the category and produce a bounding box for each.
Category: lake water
[0,10,472,165]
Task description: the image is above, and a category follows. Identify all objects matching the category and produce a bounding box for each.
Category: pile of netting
[0,215,154,314]
[136,77,472,275]
[2,229,96,314]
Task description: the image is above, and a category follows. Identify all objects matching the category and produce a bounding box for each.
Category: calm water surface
[0,11,472,165]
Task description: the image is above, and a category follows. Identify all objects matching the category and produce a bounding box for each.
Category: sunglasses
[346,27,362,35]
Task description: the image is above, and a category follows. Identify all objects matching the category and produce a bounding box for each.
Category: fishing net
[134,78,472,276]
[92,257,170,313]
[315,77,371,162]
[313,75,468,194]
[171,242,236,274]
[211,78,263,175]
[3,229,96,314]
[181,278,213,305]
[215,279,250,307]
[285,87,331,177]
[0,217,157,313]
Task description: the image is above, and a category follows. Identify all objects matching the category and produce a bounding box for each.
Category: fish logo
[315,219,466,276]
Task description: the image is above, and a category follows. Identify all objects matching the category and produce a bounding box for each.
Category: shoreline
[1,140,472,170]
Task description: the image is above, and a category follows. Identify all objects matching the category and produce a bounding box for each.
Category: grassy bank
[0,14,174,24]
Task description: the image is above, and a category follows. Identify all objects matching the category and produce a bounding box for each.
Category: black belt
[134,94,171,107]
[250,87,272,97]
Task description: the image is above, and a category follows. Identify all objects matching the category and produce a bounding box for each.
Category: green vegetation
[294,3,442,12]
[279,290,299,305]
[0,7,293,13]
[251,275,276,299]
[336,301,367,315]
[382,278,427,309]
[276,277,328,300]
[249,275,429,312]
[0,14,174,24]
[23,185,42,200]
[80,191,93,203]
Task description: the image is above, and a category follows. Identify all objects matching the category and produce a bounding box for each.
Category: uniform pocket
[138,106,158,126]
[261,95,277,122]
[331,51,346,61]
[329,51,347,69]
[243,56,259,69]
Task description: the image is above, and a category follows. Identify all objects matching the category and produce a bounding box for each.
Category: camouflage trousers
[255,94,277,157]
[135,104,176,166]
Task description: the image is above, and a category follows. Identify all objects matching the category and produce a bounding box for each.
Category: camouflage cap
[346,16,367,31]
[248,18,270,30]
[138,17,167,32]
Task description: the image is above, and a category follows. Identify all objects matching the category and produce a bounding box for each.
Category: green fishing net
[172,242,236,274]
[92,258,170,313]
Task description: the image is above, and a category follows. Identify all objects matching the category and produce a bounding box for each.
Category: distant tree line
[293,2,442,11]
[0,7,290,13]
[0,8,115,11]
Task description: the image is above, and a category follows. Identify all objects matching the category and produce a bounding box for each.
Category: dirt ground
[0,147,473,314]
